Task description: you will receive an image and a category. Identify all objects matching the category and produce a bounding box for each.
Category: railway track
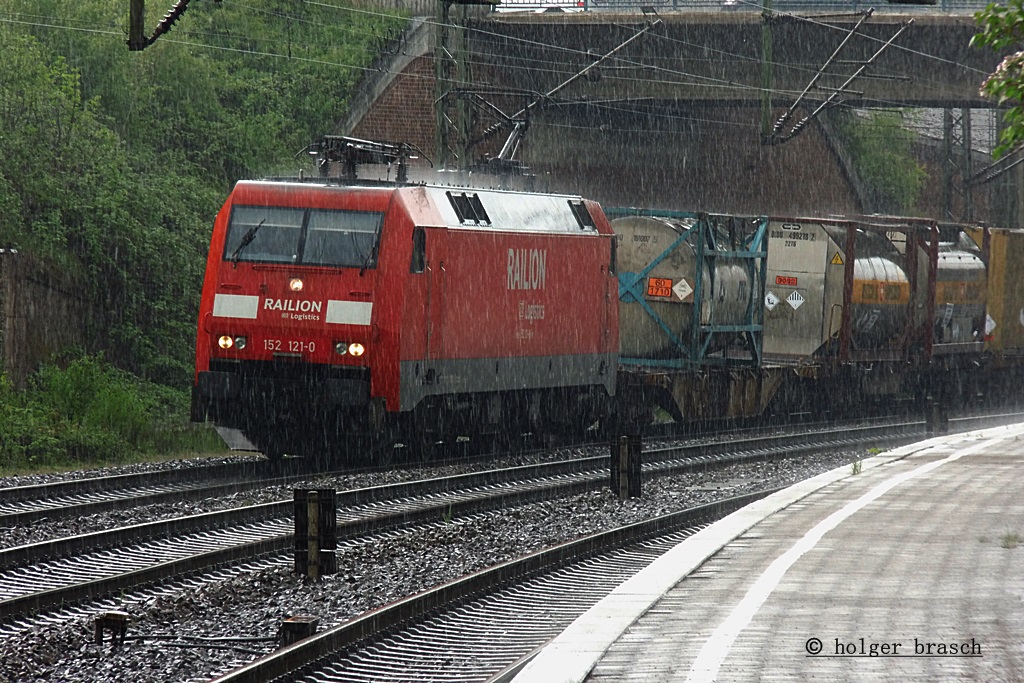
[0,419,930,626]
[209,492,772,683]
[2,407,1009,537]
[1,412,1019,681]
[0,458,304,530]
[203,414,1024,683]
[0,414,894,534]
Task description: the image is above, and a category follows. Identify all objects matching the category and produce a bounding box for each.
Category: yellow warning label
[830,252,845,265]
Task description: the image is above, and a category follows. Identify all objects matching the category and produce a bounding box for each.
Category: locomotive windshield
[224,205,384,268]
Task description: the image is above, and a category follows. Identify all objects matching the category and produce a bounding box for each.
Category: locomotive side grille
[446,191,491,225]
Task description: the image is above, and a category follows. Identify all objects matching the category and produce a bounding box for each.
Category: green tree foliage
[973,0,1024,158]
[0,28,218,384]
[0,1,406,388]
[5,0,405,183]
[831,109,927,215]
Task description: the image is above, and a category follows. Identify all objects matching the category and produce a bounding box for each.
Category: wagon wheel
[263,446,285,462]
[254,430,287,462]
[366,424,403,467]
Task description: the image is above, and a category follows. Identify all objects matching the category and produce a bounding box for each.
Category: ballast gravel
[0,446,869,683]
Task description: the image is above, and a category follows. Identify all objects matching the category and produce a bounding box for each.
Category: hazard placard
[787,290,805,310]
[646,277,673,298]
[673,278,693,301]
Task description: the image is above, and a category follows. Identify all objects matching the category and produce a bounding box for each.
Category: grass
[0,426,228,477]
[1000,532,1022,549]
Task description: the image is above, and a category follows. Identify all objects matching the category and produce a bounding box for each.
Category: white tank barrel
[613,216,753,359]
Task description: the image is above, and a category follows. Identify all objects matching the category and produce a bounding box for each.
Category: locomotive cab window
[410,227,426,273]
[224,206,384,269]
[225,206,304,264]
[304,209,383,268]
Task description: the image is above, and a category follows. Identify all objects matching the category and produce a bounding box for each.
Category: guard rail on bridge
[494,0,989,14]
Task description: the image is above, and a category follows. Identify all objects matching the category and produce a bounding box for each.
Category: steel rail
[208,489,778,683]
[0,460,299,527]
[0,416,925,570]
[2,413,1017,629]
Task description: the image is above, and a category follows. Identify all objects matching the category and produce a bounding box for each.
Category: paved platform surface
[513,422,1024,682]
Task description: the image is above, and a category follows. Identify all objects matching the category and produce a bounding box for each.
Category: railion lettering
[506,248,547,290]
[264,298,323,313]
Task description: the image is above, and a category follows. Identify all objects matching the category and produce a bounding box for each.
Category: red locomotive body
[192,180,619,459]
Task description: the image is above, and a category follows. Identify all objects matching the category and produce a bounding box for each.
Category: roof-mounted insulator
[129,0,209,51]
[309,136,432,182]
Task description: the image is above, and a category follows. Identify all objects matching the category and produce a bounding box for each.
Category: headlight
[334,342,366,356]
[217,335,247,350]
[289,278,304,292]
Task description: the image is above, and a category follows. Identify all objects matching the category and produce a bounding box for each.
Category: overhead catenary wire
[299,0,986,108]
[0,4,986,111]
[0,2,998,140]
[0,13,776,137]
[724,0,990,77]
[2,1,991,100]
[0,8,825,137]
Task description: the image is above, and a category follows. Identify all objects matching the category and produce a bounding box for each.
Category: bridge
[342,4,1020,224]
[471,11,994,108]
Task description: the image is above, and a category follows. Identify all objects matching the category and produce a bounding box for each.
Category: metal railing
[492,0,989,14]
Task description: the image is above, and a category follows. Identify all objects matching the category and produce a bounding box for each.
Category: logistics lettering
[519,301,545,321]
[507,249,547,290]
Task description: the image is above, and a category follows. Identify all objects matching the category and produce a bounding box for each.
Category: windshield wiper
[359,222,383,277]
[231,219,265,266]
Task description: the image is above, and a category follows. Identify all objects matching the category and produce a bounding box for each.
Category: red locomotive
[191,142,618,460]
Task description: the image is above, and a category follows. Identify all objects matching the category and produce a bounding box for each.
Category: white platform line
[683,431,1015,683]
[512,422,1024,683]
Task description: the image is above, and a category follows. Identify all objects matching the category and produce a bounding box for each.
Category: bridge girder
[469,13,998,109]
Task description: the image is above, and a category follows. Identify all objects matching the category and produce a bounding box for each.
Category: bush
[0,379,62,468]
[31,356,152,450]
[831,109,927,214]
[0,355,224,473]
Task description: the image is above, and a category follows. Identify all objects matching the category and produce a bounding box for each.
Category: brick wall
[351,55,438,163]
[353,77,864,215]
[1,251,94,388]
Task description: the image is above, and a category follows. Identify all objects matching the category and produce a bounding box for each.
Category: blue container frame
[607,207,769,369]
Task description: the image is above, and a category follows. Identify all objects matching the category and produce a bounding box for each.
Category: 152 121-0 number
[264,339,316,353]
